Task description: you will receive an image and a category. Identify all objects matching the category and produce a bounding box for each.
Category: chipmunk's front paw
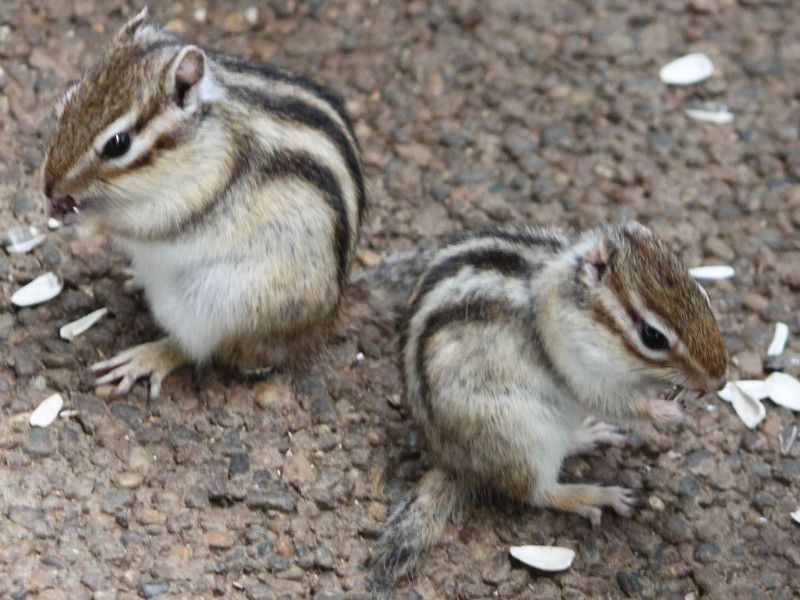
[91,338,187,399]
[572,417,628,455]
[647,398,683,424]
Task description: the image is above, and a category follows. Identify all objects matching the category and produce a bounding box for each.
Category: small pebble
[139,580,169,598]
[115,471,143,489]
[648,496,666,511]
[205,530,235,549]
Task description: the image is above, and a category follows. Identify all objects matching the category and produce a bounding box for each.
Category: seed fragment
[3,225,46,254]
[60,307,109,341]
[660,53,714,85]
[509,545,575,572]
[766,322,789,357]
[30,393,64,428]
[11,272,63,307]
[685,103,734,125]
[717,380,767,403]
[729,383,766,429]
[689,265,735,280]
[765,372,800,411]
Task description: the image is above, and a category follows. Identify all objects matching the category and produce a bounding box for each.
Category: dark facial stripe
[213,53,356,141]
[133,97,166,132]
[403,247,531,337]
[229,85,365,228]
[591,297,667,367]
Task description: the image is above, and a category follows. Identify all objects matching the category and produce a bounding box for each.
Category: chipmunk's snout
[44,188,77,217]
[44,175,78,215]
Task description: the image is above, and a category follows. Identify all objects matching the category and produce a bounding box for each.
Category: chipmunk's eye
[640,323,669,351]
[101,132,131,159]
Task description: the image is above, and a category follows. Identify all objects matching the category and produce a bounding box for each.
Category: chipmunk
[42,8,364,398]
[370,221,728,595]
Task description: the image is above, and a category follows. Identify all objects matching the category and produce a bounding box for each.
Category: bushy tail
[369,469,464,598]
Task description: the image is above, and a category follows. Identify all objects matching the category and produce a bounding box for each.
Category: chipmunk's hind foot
[542,483,637,529]
[91,337,188,399]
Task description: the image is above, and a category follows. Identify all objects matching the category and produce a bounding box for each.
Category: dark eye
[101,132,131,159]
[640,323,669,351]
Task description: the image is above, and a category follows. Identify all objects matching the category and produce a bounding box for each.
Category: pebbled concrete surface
[0,1,799,598]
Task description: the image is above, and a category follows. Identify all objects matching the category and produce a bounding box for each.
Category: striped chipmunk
[370,221,728,595]
[42,8,364,398]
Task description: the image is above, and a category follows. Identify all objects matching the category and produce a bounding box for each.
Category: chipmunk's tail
[369,469,464,598]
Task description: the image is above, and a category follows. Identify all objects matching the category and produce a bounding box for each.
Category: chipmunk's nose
[45,193,77,216]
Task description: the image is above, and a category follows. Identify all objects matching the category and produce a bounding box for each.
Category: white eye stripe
[93,109,138,155]
[602,286,677,361]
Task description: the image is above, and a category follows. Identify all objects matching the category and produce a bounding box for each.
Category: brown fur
[607,226,728,380]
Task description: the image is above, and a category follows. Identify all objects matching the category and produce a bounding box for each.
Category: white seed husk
[689,265,735,280]
[659,53,714,85]
[47,217,61,230]
[29,393,64,428]
[4,225,46,254]
[685,105,734,125]
[780,425,798,455]
[11,272,63,307]
[766,322,789,357]
[509,545,575,572]
[729,383,766,429]
[717,380,768,403]
[791,509,800,525]
[765,372,800,411]
[60,307,108,341]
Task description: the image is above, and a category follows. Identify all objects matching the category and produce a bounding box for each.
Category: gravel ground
[1,1,800,598]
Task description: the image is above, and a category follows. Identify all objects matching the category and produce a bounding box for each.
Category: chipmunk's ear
[578,237,613,288]
[168,46,206,110]
[115,7,149,43]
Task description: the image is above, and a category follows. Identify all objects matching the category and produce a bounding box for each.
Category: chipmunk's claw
[91,338,186,399]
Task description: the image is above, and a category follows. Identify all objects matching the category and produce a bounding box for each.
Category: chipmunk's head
[571,221,727,404]
[42,8,227,238]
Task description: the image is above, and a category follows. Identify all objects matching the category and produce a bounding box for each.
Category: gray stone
[138,580,169,598]
[24,428,53,457]
[616,571,643,596]
[228,452,250,477]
